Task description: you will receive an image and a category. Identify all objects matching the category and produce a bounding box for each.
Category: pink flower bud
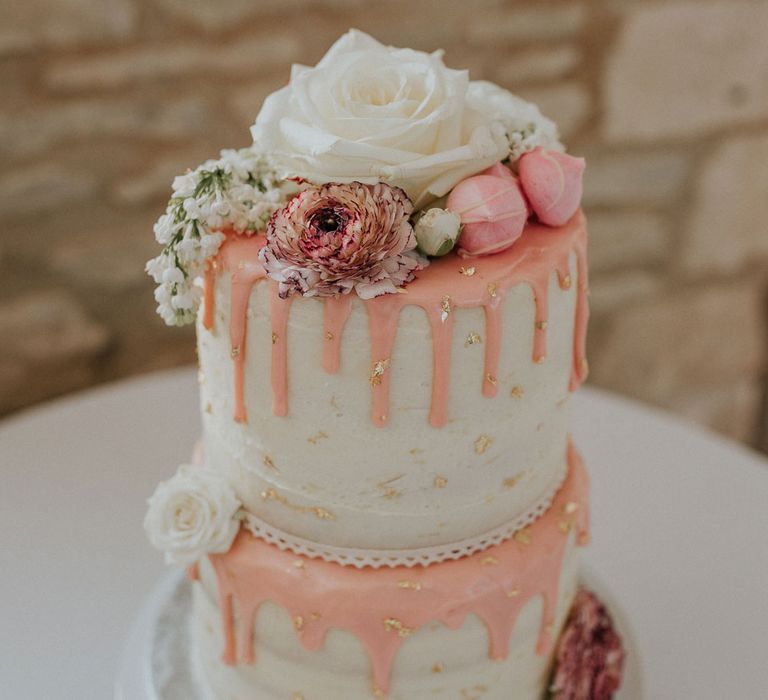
[518,147,585,227]
[447,174,529,257]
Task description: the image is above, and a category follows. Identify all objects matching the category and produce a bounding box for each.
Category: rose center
[316,211,342,233]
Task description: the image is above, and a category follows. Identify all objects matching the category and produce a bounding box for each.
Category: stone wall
[1,0,766,451]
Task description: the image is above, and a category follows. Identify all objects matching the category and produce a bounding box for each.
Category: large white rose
[144,464,241,566]
[252,30,524,207]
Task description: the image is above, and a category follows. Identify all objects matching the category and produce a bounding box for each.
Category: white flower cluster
[144,463,243,566]
[146,148,288,325]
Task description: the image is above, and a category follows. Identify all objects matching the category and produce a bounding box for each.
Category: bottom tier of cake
[189,451,589,700]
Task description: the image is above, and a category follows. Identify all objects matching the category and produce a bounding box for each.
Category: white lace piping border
[241,461,569,569]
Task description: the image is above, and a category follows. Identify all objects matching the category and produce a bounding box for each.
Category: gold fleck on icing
[260,488,337,520]
[506,587,521,598]
[307,431,329,444]
[481,555,498,565]
[536,355,547,364]
[397,580,422,591]
[310,612,322,620]
[205,402,213,414]
[372,686,385,699]
[230,345,241,358]
[465,331,482,346]
[271,332,278,345]
[433,475,448,488]
[536,320,548,330]
[381,488,402,500]
[293,615,304,631]
[474,435,492,454]
[562,274,572,289]
[502,475,520,489]
[485,373,498,386]
[409,448,423,456]
[564,501,579,515]
[459,266,476,276]
[432,662,445,673]
[370,358,390,386]
[514,528,532,545]
[510,385,525,398]
[263,454,277,470]
[292,560,304,569]
[556,395,569,407]
[487,282,498,298]
[325,330,334,341]
[292,693,305,700]
[558,521,572,534]
[440,295,452,322]
[384,618,414,637]
[330,393,340,410]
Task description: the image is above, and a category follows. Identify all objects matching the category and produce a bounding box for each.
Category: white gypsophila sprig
[146,148,288,326]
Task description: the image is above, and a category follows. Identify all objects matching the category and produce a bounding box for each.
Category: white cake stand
[114,566,643,700]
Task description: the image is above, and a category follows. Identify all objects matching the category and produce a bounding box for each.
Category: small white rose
[414,208,462,256]
[144,464,242,566]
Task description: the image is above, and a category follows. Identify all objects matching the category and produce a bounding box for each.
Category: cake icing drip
[203,212,588,427]
[205,441,589,696]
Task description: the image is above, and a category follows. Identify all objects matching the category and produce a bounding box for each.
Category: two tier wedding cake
[144,30,624,699]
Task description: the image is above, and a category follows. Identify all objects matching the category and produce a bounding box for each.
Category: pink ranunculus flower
[260,182,426,299]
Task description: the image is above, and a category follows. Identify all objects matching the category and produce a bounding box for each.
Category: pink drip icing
[270,286,292,417]
[203,262,215,331]
[206,213,588,427]
[482,301,502,397]
[207,441,589,696]
[322,295,353,374]
[366,297,402,427]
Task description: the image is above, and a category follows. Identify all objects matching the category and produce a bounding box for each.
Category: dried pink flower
[260,182,426,299]
[550,587,625,700]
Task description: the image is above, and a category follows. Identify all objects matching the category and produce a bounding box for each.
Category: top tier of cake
[197,212,587,556]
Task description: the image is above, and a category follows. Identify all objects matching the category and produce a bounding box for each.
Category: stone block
[604,1,768,141]
[682,133,768,275]
[0,0,136,55]
[582,149,690,207]
[588,211,670,272]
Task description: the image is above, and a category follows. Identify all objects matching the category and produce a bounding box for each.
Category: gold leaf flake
[310,612,322,620]
[481,555,498,565]
[307,431,329,444]
[459,266,476,276]
[292,560,305,569]
[409,448,423,456]
[325,330,334,341]
[487,282,498,298]
[260,488,336,521]
[397,580,422,591]
[292,694,305,700]
[433,475,448,488]
[474,435,492,454]
[514,528,532,545]
[502,476,520,490]
[370,358,390,386]
[562,274,572,289]
[486,373,498,386]
[293,615,304,631]
[536,355,547,364]
[563,501,579,515]
[510,385,524,398]
[440,295,452,322]
[205,402,213,414]
[263,454,277,470]
[384,617,414,637]
[536,320,548,330]
[372,686,386,699]
[506,587,521,598]
[432,662,445,673]
[381,488,402,500]
[465,332,482,346]
[230,345,241,358]
[271,332,278,345]
[558,521,572,534]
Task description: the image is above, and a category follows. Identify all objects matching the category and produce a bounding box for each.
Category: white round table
[2,368,767,700]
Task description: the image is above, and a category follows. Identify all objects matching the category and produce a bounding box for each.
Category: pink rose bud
[518,147,585,227]
[447,174,529,257]
[481,161,517,182]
